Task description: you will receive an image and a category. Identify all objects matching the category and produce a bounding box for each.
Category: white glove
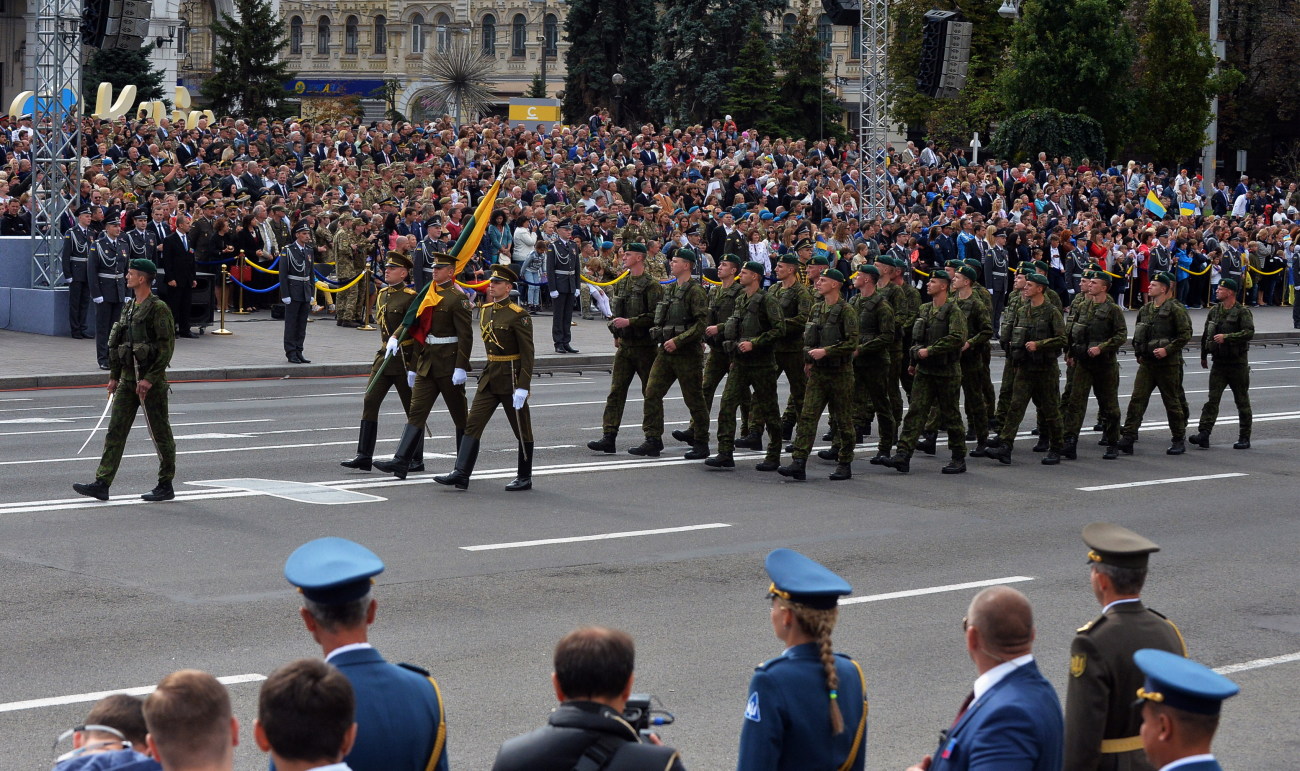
[281,297,292,305]
[65,276,73,285]
[512,388,528,410]
[452,367,467,385]
[407,370,416,388]
[385,336,400,357]
[92,296,103,304]
[549,290,559,299]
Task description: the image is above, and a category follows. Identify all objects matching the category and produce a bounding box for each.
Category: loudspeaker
[937,20,972,98]
[821,0,863,27]
[916,10,956,98]
[80,0,109,47]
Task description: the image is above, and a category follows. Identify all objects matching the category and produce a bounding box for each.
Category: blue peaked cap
[285,537,384,605]
[765,548,852,610]
[1134,648,1239,716]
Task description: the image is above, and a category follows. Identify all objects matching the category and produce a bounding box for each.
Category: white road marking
[0,417,75,425]
[0,419,273,437]
[841,576,1036,605]
[0,405,94,414]
[0,674,266,713]
[188,478,386,504]
[0,398,33,402]
[228,391,363,401]
[462,523,731,551]
[1185,385,1298,395]
[177,433,252,440]
[1214,651,1300,675]
[1077,473,1247,492]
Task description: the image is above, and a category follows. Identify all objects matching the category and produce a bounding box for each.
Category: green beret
[742,260,766,275]
[129,258,157,275]
[626,242,647,254]
[808,255,830,266]
[719,253,743,268]
[670,247,697,264]
[857,264,880,279]
[945,259,965,270]
[957,264,979,282]
[778,254,801,266]
[1218,277,1238,292]
[886,256,907,269]
[822,268,846,283]
[929,270,952,283]
[1017,261,1036,274]
[1033,260,1049,274]
[1027,272,1050,286]
[1092,270,1113,283]
[1151,271,1175,286]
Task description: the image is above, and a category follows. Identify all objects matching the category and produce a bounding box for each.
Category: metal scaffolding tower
[29,0,83,289]
[857,0,889,221]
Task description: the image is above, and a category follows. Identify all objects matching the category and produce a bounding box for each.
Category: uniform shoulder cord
[837,659,868,771]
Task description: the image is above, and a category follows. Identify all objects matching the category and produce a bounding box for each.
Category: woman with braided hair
[737,548,868,771]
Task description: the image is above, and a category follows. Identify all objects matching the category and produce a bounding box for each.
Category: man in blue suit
[284,537,449,771]
[1134,649,1239,771]
[908,586,1063,771]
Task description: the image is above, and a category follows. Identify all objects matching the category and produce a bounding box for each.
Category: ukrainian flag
[815,239,830,259]
[1179,201,1197,217]
[1145,191,1167,218]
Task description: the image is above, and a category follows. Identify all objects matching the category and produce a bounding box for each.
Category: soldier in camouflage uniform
[883,255,922,413]
[963,256,998,435]
[333,216,368,326]
[73,259,177,503]
[928,265,992,455]
[847,265,897,465]
[1190,278,1254,450]
[995,268,1029,432]
[679,254,746,447]
[1060,270,1128,460]
[629,250,711,459]
[770,254,812,440]
[986,272,1067,465]
[1118,272,1193,455]
[705,261,785,471]
[588,244,664,454]
[778,270,859,481]
[1055,265,1096,451]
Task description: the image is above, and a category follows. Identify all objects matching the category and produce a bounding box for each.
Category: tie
[951,691,975,729]
[181,234,187,252]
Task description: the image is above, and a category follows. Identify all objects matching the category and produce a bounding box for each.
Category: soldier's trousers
[998,362,1063,450]
[361,367,413,422]
[643,350,710,443]
[792,368,855,463]
[980,344,995,424]
[68,279,90,336]
[465,387,533,442]
[995,356,1019,427]
[855,357,897,455]
[897,371,965,457]
[95,379,176,485]
[336,262,362,322]
[704,348,749,430]
[718,362,781,459]
[601,343,657,434]
[1197,362,1251,436]
[1061,357,1121,444]
[887,344,906,424]
[775,349,807,425]
[406,372,468,433]
[1123,362,1187,440]
[928,353,989,441]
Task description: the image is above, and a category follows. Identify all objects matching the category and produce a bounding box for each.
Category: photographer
[491,627,686,771]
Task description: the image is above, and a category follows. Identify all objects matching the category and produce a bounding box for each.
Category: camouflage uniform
[882,281,922,415]
[1195,301,1253,440]
[997,299,1067,450]
[333,227,365,323]
[1058,291,1091,424]
[770,279,813,428]
[1061,295,1127,446]
[790,296,859,463]
[716,288,785,460]
[851,290,898,458]
[1122,298,1193,442]
[927,293,992,444]
[703,280,747,426]
[895,298,967,457]
[600,273,664,436]
[642,278,711,442]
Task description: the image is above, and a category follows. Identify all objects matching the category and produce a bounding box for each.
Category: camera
[622,693,674,740]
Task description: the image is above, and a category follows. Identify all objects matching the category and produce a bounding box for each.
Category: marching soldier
[945,265,993,455]
[1190,278,1254,450]
[779,269,859,481]
[884,255,923,406]
[341,253,422,473]
[995,267,1030,432]
[89,218,130,370]
[986,272,1066,465]
[1065,523,1187,771]
[771,254,812,441]
[374,253,472,480]
[629,249,711,459]
[849,265,898,465]
[1061,270,1128,460]
[279,223,316,363]
[1119,272,1192,455]
[63,207,95,339]
[587,244,663,454]
[435,264,535,492]
[964,254,998,435]
[73,259,177,503]
[681,253,746,447]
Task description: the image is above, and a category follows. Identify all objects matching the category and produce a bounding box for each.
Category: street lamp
[611,72,624,126]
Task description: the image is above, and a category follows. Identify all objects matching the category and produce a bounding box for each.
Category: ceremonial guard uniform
[1191,278,1254,450]
[770,255,813,439]
[1061,271,1128,459]
[547,222,581,353]
[89,223,129,369]
[414,230,453,292]
[982,234,1011,332]
[1119,272,1192,455]
[1065,524,1187,771]
[124,211,158,270]
[1131,650,1238,771]
[988,272,1066,464]
[62,208,95,338]
[279,223,315,363]
[849,266,898,464]
[436,265,535,491]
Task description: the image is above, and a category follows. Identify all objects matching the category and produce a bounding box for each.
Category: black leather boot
[684,441,710,460]
[888,452,912,473]
[822,429,834,441]
[1117,435,1136,454]
[628,436,664,457]
[373,423,422,480]
[777,457,807,480]
[869,451,891,465]
[141,480,175,501]
[829,463,852,480]
[986,441,1013,465]
[435,436,480,490]
[505,442,533,491]
[1032,435,1050,452]
[1233,432,1250,449]
[587,432,617,453]
[781,418,795,440]
[671,428,695,444]
[755,455,781,472]
[409,433,426,473]
[917,431,937,455]
[704,450,735,468]
[735,429,762,450]
[1102,444,1119,460]
[1166,438,1186,455]
[969,438,988,458]
[340,419,378,470]
[817,447,839,460]
[73,480,110,501]
[1061,435,1077,460]
[1042,448,1062,465]
[1189,429,1210,449]
[941,455,966,474]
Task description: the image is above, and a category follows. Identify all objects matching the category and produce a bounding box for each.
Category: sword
[77,391,115,455]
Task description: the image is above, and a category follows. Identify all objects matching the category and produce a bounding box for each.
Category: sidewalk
[2,305,1298,390]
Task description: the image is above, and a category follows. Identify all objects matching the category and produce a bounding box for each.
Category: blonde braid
[787,601,845,735]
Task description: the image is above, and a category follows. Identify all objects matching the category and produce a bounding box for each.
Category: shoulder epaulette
[1077,614,1106,634]
[397,662,430,676]
[508,302,524,313]
[402,287,416,294]
[755,655,788,672]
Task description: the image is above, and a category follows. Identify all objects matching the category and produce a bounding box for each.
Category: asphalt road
[1,346,1298,770]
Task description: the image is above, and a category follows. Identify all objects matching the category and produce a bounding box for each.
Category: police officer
[374,253,472,480]
[73,259,177,503]
[1061,270,1128,460]
[1190,278,1254,450]
[284,537,449,771]
[435,264,535,491]
[987,272,1067,465]
[1119,272,1192,455]
[770,254,812,441]
[89,218,129,370]
[63,207,95,339]
[1132,649,1238,771]
[547,219,581,353]
[588,244,663,454]
[1065,523,1187,771]
[279,222,315,363]
[682,253,746,447]
[738,548,867,771]
[342,253,422,472]
[849,265,898,465]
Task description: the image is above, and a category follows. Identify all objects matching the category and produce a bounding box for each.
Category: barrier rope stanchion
[211,265,233,335]
[231,251,252,314]
[357,252,376,331]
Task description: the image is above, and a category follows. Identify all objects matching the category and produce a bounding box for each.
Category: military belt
[425,335,459,345]
[288,274,312,281]
[97,272,124,279]
[1100,736,1143,753]
[488,354,520,362]
[71,257,88,262]
[555,270,575,275]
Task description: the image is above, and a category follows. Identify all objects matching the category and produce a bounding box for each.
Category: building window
[374,15,386,54]
[543,12,557,57]
[782,13,796,37]
[817,14,832,59]
[481,14,496,56]
[289,17,302,55]
[410,13,425,54]
[345,15,358,54]
[511,13,525,57]
[177,22,189,54]
[316,16,329,54]
[849,23,861,60]
[434,13,450,54]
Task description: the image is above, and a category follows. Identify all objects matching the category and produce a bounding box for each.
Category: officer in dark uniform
[547,220,581,353]
[738,548,867,771]
[413,223,452,292]
[63,207,95,338]
[124,211,158,278]
[983,229,1011,334]
[89,218,129,370]
[1132,649,1238,771]
[284,537,449,771]
[342,253,422,472]
[1065,523,1187,771]
[279,223,315,363]
[436,264,535,491]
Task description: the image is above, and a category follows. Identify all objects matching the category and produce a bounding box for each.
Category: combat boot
[1117,435,1135,454]
[965,427,977,441]
[781,418,795,440]
[340,419,378,470]
[671,428,695,445]
[1093,420,1105,432]
[1042,448,1062,465]
[817,447,839,461]
[1189,429,1211,449]
[985,441,1013,465]
[739,428,764,450]
[434,436,480,490]
[1061,435,1078,460]
[941,454,966,474]
[1233,432,1250,449]
[822,429,834,441]
[73,480,110,501]
[684,441,710,460]
[704,450,735,468]
[373,423,422,480]
[869,451,891,465]
[409,433,426,473]
[1031,435,1050,452]
[587,432,617,453]
[969,438,989,458]
[755,455,781,472]
[505,442,533,491]
[777,457,807,480]
[888,452,912,473]
[1102,444,1119,460]
[628,436,664,457]
[829,463,852,480]
[141,481,174,501]
[916,431,937,455]
[1166,438,1186,455]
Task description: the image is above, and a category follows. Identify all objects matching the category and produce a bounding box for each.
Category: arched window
[543,12,557,57]
[782,13,797,37]
[511,13,526,57]
[410,13,425,54]
[435,12,450,54]
[481,14,496,56]
[316,16,330,54]
[289,16,302,54]
[817,14,832,59]
[344,16,358,54]
[374,15,387,54]
[177,21,190,54]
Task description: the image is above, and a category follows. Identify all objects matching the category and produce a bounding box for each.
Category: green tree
[770,1,844,141]
[988,108,1106,163]
[83,44,167,106]
[561,0,657,125]
[721,17,781,134]
[997,0,1138,154]
[527,75,547,99]
[201,0,295,118]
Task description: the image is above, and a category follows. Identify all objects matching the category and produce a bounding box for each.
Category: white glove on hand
[452,367,467,385]
[407,370,417,388]
[281,297,292,305]
[512,388,528,410]
[549,290,559,299]
[92,296,103,304]
[65,277,74,285]
[385,336,400,357]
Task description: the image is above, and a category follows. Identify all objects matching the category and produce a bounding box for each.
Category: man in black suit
[161,214,198,337]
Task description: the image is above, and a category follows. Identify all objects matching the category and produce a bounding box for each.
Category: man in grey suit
[280,223,316,363]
